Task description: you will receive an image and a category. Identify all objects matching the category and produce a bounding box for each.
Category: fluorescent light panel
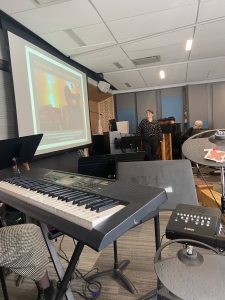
[186,39,193,51]
[159,70,165,79]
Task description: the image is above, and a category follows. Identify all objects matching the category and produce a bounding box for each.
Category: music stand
[0,134,43,171]
[0,138,20,170]
[17,134,43,165]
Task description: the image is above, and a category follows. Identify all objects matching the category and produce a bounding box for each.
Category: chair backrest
[78,155,115,179]
[117,160,198,210]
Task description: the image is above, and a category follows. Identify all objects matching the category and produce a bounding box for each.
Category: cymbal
[155,251,225,300]
[182,129,225,167]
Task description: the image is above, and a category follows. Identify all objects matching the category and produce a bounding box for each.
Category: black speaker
[92,133,110,155]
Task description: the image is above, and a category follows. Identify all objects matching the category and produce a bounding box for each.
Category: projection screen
[7,31,92,155]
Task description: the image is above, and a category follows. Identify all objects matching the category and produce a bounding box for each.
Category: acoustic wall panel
[136,90,157,124]
[212,82,225,129]
[161,87,183,123]
[188,84,210,128]
[0,70,17,140]
[115,93,137,133]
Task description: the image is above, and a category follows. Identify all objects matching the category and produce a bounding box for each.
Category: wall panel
[0,70,17,139]
[188,85,210,128]
[99,96,115,132]
[136,90,157,125]
[212,82,225,129]
[115,93,136,133]
[161,87,183,123]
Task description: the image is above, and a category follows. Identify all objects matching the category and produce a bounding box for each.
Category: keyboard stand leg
[86,240,137,294]
[56,241,85,300]
[40,223,75,300]
[138,212,161,300]
[0,267,9,300]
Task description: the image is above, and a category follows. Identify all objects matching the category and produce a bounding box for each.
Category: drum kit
[150,130,225,300]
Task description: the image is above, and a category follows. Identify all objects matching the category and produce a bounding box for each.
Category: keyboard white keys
[0,181,125,230]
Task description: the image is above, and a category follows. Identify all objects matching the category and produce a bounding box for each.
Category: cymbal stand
[138,214,162,300]
[221,167,225,213]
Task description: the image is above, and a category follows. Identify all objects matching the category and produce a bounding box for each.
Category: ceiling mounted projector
[97,81,111,93]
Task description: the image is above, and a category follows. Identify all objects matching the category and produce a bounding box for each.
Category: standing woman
[136,109,163,160]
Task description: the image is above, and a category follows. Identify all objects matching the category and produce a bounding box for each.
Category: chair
[117,159,198,299]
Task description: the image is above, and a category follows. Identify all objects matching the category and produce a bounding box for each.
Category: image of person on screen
[63,82,83,130]
[39,105,62,132]
[136,109,163,160]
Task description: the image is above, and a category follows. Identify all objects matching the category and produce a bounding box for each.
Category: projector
[97,81,111,93]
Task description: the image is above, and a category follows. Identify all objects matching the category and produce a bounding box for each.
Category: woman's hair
[146,109,154,114]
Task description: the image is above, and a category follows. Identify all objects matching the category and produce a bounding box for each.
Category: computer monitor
[108,119,117,131]
[116,121,129,134]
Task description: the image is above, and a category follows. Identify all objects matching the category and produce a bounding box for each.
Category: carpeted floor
[1,212,172,300]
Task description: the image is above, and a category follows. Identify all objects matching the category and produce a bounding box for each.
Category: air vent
[132,55,160,65]
[113,62,123,69]
[125,83,131,88]
[33,0,70,6]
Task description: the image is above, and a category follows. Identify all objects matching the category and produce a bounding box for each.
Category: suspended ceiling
[1,0,225,93]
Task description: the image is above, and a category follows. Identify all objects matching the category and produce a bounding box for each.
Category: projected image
[26,47,86,132]
[25,47,89,152]
[8,31,91,155]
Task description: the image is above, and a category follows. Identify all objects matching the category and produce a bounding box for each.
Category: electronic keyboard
[0,168,167,251]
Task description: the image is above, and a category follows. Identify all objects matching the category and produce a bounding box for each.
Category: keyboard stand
[40,223,78,300]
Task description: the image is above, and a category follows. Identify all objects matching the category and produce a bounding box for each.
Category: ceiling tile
[187,58,225,81]
[41,31,79,50]
[72,23,115,45]
[0,0,36,14]
[106,4,198,42]
[198,0,225,22]
[41,23,116,53]
[104,70,146,90]
[72,46,135,73]
[63,42,116,56]
[122,28,193,64]
[12,0,102,35]
[190,20,225,60]
[92,0,197,22]
[140,64,187,86]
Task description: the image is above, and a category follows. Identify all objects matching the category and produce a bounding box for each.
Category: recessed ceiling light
[159,70,165,79]
[186,39,193,51]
